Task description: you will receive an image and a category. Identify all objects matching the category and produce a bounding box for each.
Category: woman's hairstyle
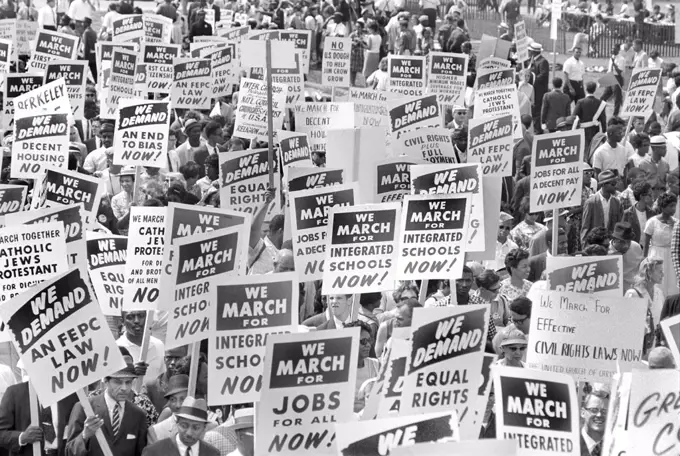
[475,269,500,290]
[657,192,678,210]
[634,256,664,287]
[179,161,202,181]
[505,248,530,275]
[581,244,608,256]
[392,282,419,303]
[379,57,388,71]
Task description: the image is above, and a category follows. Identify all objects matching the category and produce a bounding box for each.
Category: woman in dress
[366,57,388,91]
[349,20,367,87]
[511,197,546,249]
[500,248,532,301]
[111,166,136,234]
[363,21,381,79]
[347,320,379,414]
[470,269,509,330]
[642,193,678,296]
[625,257,665,355]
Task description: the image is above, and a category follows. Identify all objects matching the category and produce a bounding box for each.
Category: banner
[0,222,68,303]
[620,68,662,116]
[277,130,311,170]
[112,14,144,42]
[546,256,623,296]
[1,73,43,130]
[321,37,351,88]
[142,43,180,94]
[335,412,458,455]
[392,127,458,164]
[515,21,529,62]
[349,88,391,129]
[233,77,286,140]
[467,114,514,177]
[400,306,488,430]
[113,99,169,168]
[493,365,579,455]
[208,273,298,405]
[410,163,485,252]
[27,30,78,73]
[375,157,422,203]
[104,48,137,119]
[165,225,247,349]
[526,289,647,383]
[322,203,400,295]
[280,30,312,74]
[426,52,467,107]
[660,314,680,365]
[529,130,584,213]
[123,207,166,311]
[86,232,127,316]
[257,329,359,456]
[172,57,212,110]
[388,55,426,96]
[0,185,27,215]
[206,45,236,98]
[294,102,354,153]
[143,13,173,43]
[289,183,358,282]
[44,60,87,120]
[11,109,69,179]
[388,95,440,139]
[6,203,86,269]
[473,67,521,139]
[0,266,126,405]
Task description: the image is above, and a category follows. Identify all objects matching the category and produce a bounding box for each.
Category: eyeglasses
[505,346,526,352]
[499,225,512,231]
[512,315,529,324]
[584,408,607,416]
[359,338,371,345]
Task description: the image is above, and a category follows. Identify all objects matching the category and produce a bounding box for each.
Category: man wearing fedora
[142,398,218,456]
[65,363,147,456]
[581,169,624,247]
[147,375,190,444]
[529,42,550,133]
[608,222,643,291]
[145,347,188,413]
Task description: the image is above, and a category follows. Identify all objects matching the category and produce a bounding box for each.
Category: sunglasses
[512,315,529,324]
[505,345,526,352]
[499,225,512,231]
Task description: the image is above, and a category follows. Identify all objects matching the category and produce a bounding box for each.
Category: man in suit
[581,170,624,247]
[528,227,567,282]
[573,81,606,151]
[541,77,571,133]
[83,116,101,154]
[142,398,219,456]
[147,375,190,444]
[145,347,188,413]
[579,390,608,456]
[529,42,550,133]
[66,363,147,456]
[622,181,655,243]
[446,19,468,53]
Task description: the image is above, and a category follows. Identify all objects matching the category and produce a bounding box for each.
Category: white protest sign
[143,13,173,43]
[287,167,344,192]
[0,38,12,74]
[427,52,468,107]
[113,99,169,168]
[620,68,662,117]
[16,20,37,58]
[515,21,529,62]
[473,67,522,140]
[388,95,440,139]
[546,256,623,296]
[602,372,631,456]
[27,29,79,73]
[277,130,312,170]
[206,45,236,98]
[322,203,401,295]
[44,60,88,120]
[0,19,16,61]
[0,266,126,405]
[467,114,514,177]
[172,57,212,110]
[321,37,350,88]
[249,53,304,109]
[1,73,43,130]
[13,77,70,117]
[112,14,144,42]
[208,273,299,405]
[280,30,312,74]
[233,77,286,140]
[256,329,359,456]
[388,55,426,96]
[104,48,137,120]
[142,43,180,94]
[123,207,166,311]
[348,87,391,129]
[375,336,409,417]
[86,232,127,317]
[11,109,69,180]
[294,102,354,153]
[392,127,458,164]
[460,353,496,440]
[375,157,424,204]
[526,289,647,383]
[493,365,579,456]
[390,440,518,455]
[660,314,680,365]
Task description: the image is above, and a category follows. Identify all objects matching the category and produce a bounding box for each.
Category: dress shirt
[83,147,108,173]
[67,0,92,21]
[597,190,612,228]
[37,4,57,28]
[104,390,126,423]
[175,434,199,456]
[581,429,601,455]
[563,56,585,81]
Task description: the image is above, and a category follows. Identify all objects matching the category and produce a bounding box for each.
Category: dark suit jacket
[541,90,572,131]
[446,28,467,54]
[528,252,547,282]
[581,193,624,246]
[622,206,656,244]
[66,394,147,456]
[573,95,606,132]
[142,437,219,456]
[530,54,550,102]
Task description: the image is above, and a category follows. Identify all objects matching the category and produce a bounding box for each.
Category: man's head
[633,38,643,52]
[581,391,609,438]
[184,119,203,142]
[165,346,188,376]
[328,294,353,321]
[456,265,473,297]
[546,227,568,255]
[611,44,619,56]
[229,408,254,456]
[648,346,677,369]
[204,120,223,145]
[650,135,667,159]
[509,296,532,334]
[204,153,219,182]
[274,249,294,272]
[164,374,189,412]
[606,117,625,144]
[552,77,563,90]
[267,214,285,249]
[573,47,582,59]
[104,357,137,402]
[122,310,147,338]
[392,282,419,304]
[630,132,650,156]
[585,81,597,95]
[396,297,422,328]
[610,222,634,254]
[196,9,207,22]
[598,169,619,195]
[175,398,210,447]
[99,121,115,148]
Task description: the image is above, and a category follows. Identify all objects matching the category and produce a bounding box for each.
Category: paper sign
[0,185,27,215]
[620,68,662,117]
[392,127,458,164]
[143,43,180,94]
[467,115,514,176]
[515,21,529,63]
[112,14,144,42]
[321,37,351,88]
[16,20,37,57]
[660,314,680,365]
[113,99,169,167]
[473,68,521,140]
[0,266,126,405]
[143,13,172,43]
[461,353,496,439]
[287,167,344,192]
[0,38,12,74]
[427,52,468,107]
[233,77,286,140]
[602,372,631,456]
[388,95,440,139]
[388,55,426,96]
[277,130,312,170]
[349,87,391,128]
[86,232,127,316]
[172,57,212,110]
[546,256,623,296]
[44,60,87,120]
[105,48,137,119]
[0,19,16,60]
[208,273,299,405]
[13,77,70,117]
[256,329,359,456]
[375,157,423,203]
[526,289,647,383]
[11,109,69,179]
[280,30,312,74]
[1,73,43,130]
[206,45,236,98]
[294,102,354,153]
[249,53,304,109]
[27,30,78,72]
[322,203,401,295]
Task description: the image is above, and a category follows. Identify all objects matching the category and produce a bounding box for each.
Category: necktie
[111,404,121,437]
[40,406,56,444]
[185,446,191,456]
[592,442,602,456]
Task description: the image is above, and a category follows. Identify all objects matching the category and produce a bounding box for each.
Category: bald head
[648,346,677,369]
[275,249,294,273]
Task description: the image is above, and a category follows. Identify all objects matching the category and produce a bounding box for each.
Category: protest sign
[142,43,180,94]
[0,222,68,303]
[113,99,169,168]
[322,203,400,295]
[396,193,471,280]
[0,38,11,74]
[165,225,247,349]
[467,115,514,177]
[27,30,78,73]
[388,95,440,139]
[289,183,357,281]
[104,48,137,119]
[0,266,126,405]
[526,289,647,383]
[321,37,351,88]
[390,440,517,455]
[287,167,344,192]
[218,24,249,41]
[0,19,15,60]
[388,55,426,96]
[257,329,359,456]
[410,163,485,252]
[377,337,409,417]
[493,366,579,455]
[16,20,37,57]
[172,57,212,110]
[95,41,137,94]
[277,130,312,170]
[112,14,144,42]
[1,73,42,130]
[206,45,236,98]
[515,21,529,62]
[44,60,87,120]
[143,13,172,43]
[426,52,467,107]
[123,207,166,311]
[233,77,286,140]
[620,68,662,117]
[660,314,680,364]
[326,127,388,194]
[158,204,251,310]
[32,167,104,229]
[0,185,26,215]
[473,68,522,140]
[335,412,458,456]
[529,130,584,213]
[375,157,423,204]
[478,56,511,71]
[253,54,304,109]
[219,148,281,220]
[11,109,70,179]
[294,102,354,153]
[392,127,458,164]
[13,78,70,118]
[209,273,299,405]
[627,369,680,455]
[279,30,312,74]
[546,256,623,296]
[602,372,631,456]
[349,87,391,129]
[460,353,496,440]
[400,306,488,431]
[6,203,86,269]
[86,232,127,316]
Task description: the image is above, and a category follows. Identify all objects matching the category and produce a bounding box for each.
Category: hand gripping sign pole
[75,389,115,456]
[266,39,275,189]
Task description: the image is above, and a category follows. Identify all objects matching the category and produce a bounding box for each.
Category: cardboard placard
[294,102,354,154]
[113,99,170,168]
[388,95,440,139]
[205,45,236,98]
[392,127,458,164]
[233,77,286,140]
[111,14,144,42]
[546,256,623,296]
[13,77,70,118]
[279,30,312,74]
[104,48,137,120]
[172,57,212,110]
[473,68,521,140]
[44,60,88,120]
[287,167,344,192]
[426,52,468,107]
[321,37,351,88]
[142,13,173,43]
[86,232,127,316]
[0,185,27,215]
[390,440,517,455]
[620,68,662,117]
[375,157,424,204]
[348,87,391,129]
[16,20,37,57]
[660,314,680,365]
[277,130,312,170]
[1,73,43,130]
[0,38,11,74]
[377,337,409,417]
[388,55,426,97]
[515,21,529,63]
[467,114,514,177]
[27,29,79,73]
[142,43,180,94]
[11,109,70,179]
